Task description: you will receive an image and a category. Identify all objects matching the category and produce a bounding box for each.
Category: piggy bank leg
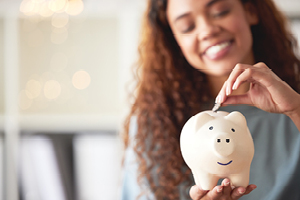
[193,170,219,190]
[229,170,250,188]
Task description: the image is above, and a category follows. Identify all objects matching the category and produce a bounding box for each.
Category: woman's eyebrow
[206,0,225,8]
[174,13,190,24]
[173,0,225,24]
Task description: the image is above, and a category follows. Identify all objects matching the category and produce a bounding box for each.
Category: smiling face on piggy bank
[180,111,254,190]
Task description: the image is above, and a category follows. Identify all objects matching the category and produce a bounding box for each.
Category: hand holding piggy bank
[180,111,254,190]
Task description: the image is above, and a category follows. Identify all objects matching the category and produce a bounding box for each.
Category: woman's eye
[181,25,195,33]
[212,10,230,18]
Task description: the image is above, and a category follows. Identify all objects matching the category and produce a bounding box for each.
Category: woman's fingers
[216,80,228,103]
[189,185,225,200]
[229,62,274,93]
[231,184,257,200]
[221,178,232,195]
[244,184,257,195]
[223,93,252,105]
[189,184,257,200]
[216,63,251,104]
[231,187,246,200]
[217,62,274,104]
[209,186,224,199]
[225,63,249,96]
[189,185,209,200]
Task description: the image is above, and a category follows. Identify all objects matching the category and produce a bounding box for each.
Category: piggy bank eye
[231,128,235,132]
[209,126,213,130]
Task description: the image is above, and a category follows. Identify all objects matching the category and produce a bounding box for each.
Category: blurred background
[0,0,299,200]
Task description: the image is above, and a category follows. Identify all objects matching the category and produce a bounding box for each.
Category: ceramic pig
[180,111,254,190]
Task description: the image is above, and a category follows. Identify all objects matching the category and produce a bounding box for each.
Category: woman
[121,0,300,199]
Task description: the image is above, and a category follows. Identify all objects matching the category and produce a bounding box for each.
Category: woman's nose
[197,18,221,41]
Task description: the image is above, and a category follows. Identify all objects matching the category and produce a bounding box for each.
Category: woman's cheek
[223,16,243,33]
[180,35,199,59]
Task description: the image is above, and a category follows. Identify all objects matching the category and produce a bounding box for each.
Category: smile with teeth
[205,41,232,57]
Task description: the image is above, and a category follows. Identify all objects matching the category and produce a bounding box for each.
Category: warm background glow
[18,16,121,114]
[20,0,84,17]
[72,70,91,90]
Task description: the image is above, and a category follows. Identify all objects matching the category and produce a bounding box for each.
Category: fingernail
[232,82,238,90]
[239,188,246,194]
[215,95,221,103]
[217,187,223,193]
[226,86,230,96]
[224,181,230,186]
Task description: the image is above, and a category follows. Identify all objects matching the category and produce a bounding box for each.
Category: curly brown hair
[122,0,300,199]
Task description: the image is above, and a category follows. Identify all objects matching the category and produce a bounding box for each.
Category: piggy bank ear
[192,112,214,132]
[225,111,247,127]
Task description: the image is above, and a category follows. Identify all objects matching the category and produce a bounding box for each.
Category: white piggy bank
[180,111,254,190]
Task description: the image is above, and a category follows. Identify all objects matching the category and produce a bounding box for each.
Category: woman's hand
[216,62,300,116]
[189,179,257,200]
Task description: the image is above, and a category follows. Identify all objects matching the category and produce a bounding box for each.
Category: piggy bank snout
[213,133,235,158]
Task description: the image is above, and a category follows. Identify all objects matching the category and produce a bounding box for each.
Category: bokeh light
[39,1,54,17]
[48,0,67,13]
[20,0,37,16]
[44,80,62,100]
[26,79,43,99]
[65,0,84,16]
[51,13,69,28]
[72,70,91,90]
[20,0,84,17]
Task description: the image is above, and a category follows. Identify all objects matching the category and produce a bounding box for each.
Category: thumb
[189,185,209,200]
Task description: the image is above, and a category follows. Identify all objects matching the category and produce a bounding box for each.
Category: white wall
[73,134,122,200]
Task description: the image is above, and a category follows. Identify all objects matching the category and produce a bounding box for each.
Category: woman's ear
[244,2,259,25]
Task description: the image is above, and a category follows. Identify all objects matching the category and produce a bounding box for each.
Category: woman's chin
[198,68,232,77]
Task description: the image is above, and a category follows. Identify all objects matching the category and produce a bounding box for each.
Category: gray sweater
[121,105,300,200]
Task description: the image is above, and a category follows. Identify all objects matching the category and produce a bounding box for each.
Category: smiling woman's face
[166,0,258,77]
